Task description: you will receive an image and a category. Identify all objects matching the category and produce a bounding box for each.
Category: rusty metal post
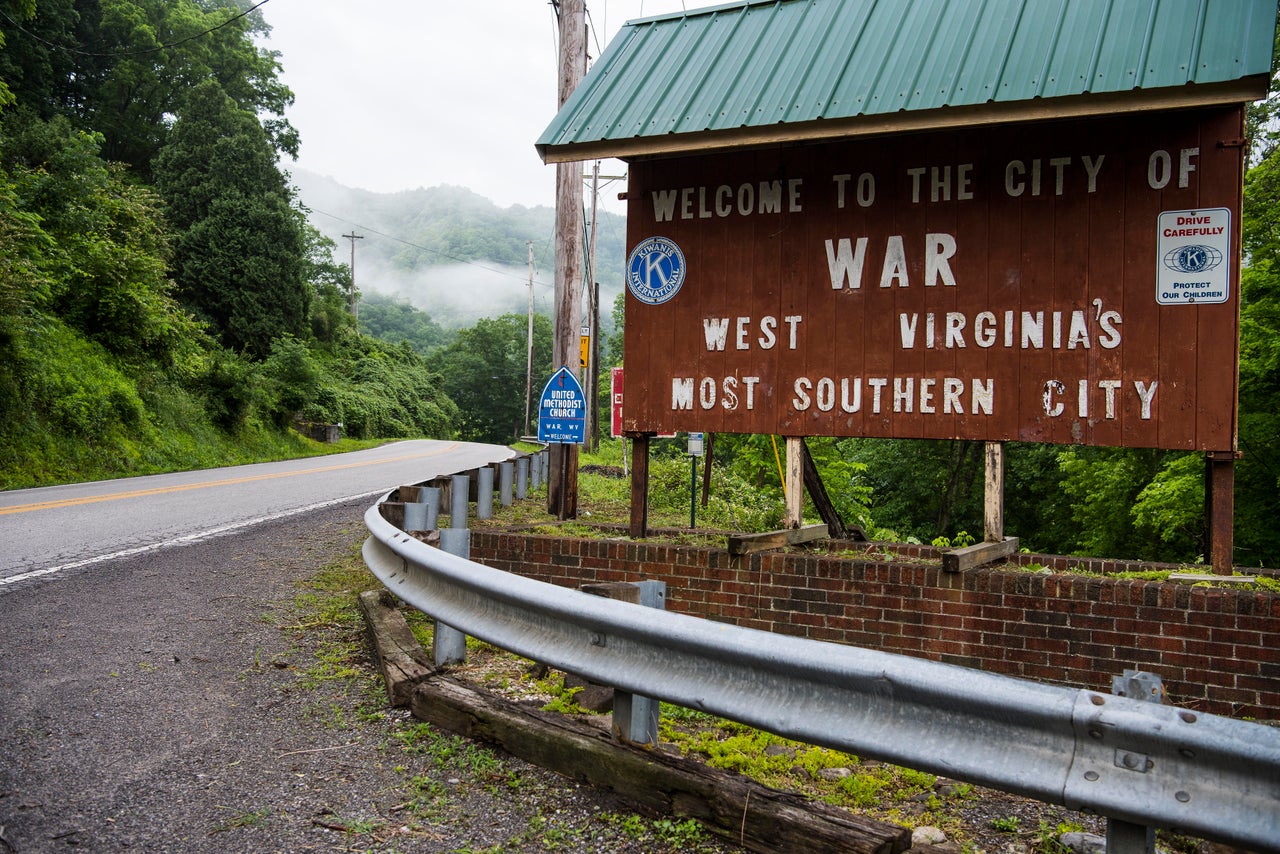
[629,434,650,539]
[1205,451,1235,575]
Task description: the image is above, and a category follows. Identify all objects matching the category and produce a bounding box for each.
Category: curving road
[0,439,515,590]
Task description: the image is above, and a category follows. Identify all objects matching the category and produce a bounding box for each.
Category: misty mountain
[289,169,626,329]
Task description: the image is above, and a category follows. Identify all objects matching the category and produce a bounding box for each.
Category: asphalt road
[0,440,689,852]
[0,440,515,590]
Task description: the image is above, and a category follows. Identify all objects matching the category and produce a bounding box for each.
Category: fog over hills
[289,169,627,329]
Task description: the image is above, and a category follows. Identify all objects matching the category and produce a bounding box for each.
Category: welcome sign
[621,107,1244,451]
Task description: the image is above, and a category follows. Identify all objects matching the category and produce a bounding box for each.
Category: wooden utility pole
[342,231,363,319]
[548,0,586,519]
[585,161,600,452]
[524,240,535,437]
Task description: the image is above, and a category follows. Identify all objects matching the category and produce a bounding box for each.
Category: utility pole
[342,231,364,319]
[524,240,535,437]
[583,164,625,453]
[548,0,586,519]
[585,161,600,451]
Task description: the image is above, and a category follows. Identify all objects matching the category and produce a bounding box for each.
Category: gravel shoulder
[0,502,735,853]
[0,500,1121,854]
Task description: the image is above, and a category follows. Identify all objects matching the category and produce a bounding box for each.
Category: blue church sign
[537,367,587,444]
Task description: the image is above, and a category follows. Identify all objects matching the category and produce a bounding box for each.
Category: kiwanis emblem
[626,236,686,305]
[1162,244,1223,274]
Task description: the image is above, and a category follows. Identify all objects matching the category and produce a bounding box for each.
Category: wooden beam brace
[798,440,849,540]
[942,536,1020,573]
[728,524,828,556]
[410,676,910,854]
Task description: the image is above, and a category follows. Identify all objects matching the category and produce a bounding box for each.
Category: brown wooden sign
[622,107,1244,451]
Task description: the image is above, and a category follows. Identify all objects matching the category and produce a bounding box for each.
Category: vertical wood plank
[785,436,804,528]
[984,441,1004,542]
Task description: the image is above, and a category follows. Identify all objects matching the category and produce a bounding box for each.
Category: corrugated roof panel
[946,0,1030,105]
[797,0,880,119]
[1200,0,1271,81]
[776,0,853,120]
[537,0,1277,160]
[873,0,954,113]
[668,10,748,133]
[1143,0,1203,86]
[718,3,810,128]
[905,0,1001,109]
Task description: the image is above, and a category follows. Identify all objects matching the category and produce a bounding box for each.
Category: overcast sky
[258,0,695,213]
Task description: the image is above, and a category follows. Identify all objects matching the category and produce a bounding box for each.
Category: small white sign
[687,432,704,457]
[1156,208,1230,305]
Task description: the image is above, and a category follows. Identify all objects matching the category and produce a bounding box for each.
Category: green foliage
[154,80,308,357]
[1238,134,1280,567]
[431,313,553,443]
[358,292,449,354]
[1131,453,1205,550]
[0,0,295,175]
[261,335,321,427]
[840,438,984,541]
[2,111,201,363]
[301,225,357,345]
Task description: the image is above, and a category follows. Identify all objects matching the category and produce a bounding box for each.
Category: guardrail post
[423,487,441,531]
[403,500,429,532]
[612,580,666,746]
[477,466,495,519]
[531,452,542,489]
[450,473,469,527]
[516,457,529,500]
[434,527,470,666]
[499,462,514,507]
[1106,670,1163,854]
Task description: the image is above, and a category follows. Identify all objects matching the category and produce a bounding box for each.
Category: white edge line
[0,489,388,590]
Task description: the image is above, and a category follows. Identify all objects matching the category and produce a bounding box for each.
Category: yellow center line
[0,444,459,516]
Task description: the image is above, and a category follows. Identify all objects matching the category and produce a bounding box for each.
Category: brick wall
[470,531,1280,719]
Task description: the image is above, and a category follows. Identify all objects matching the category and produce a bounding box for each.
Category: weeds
[210,806,270,833]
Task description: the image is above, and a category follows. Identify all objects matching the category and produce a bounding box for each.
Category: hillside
[291,170,628,329]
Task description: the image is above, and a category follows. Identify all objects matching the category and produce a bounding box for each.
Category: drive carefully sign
[538,367,587,444]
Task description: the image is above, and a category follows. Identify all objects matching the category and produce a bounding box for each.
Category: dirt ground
[0,500,1113,853]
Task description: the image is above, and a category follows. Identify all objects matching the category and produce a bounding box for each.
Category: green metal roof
[537,0,1277,162]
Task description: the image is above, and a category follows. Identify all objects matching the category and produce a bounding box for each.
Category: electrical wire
[0,0,274,58]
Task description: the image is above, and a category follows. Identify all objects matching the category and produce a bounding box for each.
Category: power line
[0,0,275,58]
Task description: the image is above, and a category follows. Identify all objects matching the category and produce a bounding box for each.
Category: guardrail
[363,484,1280,853]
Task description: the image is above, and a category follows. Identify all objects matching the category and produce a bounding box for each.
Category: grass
[276,441,1206,853]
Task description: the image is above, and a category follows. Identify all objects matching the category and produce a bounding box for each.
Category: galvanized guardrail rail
[364,485,1280,853]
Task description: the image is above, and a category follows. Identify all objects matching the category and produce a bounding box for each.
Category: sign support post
[784,437,804,529]
[629,434,650,539]
[538,367,587,521]
[1206,452,1236,575]
[984,442,1005,543]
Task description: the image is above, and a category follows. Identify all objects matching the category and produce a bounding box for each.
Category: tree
[432,313,553,443]
[1236,138,1280,566]
[1,111,197,363]
[154,80,307,358]
[358,292,449,355]
[0,0,296,176]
